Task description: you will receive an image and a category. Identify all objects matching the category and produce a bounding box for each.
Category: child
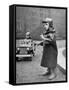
[39,18,58,80]
[25,32,32,39]
[25,32,35,56]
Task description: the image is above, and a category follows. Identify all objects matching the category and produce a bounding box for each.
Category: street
[16,40,66,84]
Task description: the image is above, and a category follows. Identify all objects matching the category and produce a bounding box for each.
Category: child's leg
[48,67,56,80]
[42,68,51,76]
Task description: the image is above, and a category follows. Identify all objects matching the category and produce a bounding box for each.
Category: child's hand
[40,34,45,40]
[40,34,52,41]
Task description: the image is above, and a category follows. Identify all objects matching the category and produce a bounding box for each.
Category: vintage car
[16,39,36,61]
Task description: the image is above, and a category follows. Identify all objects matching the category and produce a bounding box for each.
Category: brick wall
[16,6,66,40]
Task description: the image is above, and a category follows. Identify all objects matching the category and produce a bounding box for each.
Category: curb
[57,64,66,75]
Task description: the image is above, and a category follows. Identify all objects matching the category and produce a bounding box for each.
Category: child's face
[43,23,49,30]
[26,35,30,39]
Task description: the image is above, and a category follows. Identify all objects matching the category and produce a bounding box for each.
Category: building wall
[16,7,66,40]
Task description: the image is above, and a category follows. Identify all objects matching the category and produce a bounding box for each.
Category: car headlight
[27,48,29,50]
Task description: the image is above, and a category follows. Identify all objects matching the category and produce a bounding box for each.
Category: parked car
[16,39,36,61]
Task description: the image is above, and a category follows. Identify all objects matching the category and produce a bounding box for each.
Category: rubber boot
[48,68,56,80]
[42,68,51,76]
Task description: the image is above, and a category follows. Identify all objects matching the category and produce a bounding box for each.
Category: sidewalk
[57,47,66,74]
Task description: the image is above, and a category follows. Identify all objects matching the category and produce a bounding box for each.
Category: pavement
[58,47,66,70]
[16,40,66,84]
